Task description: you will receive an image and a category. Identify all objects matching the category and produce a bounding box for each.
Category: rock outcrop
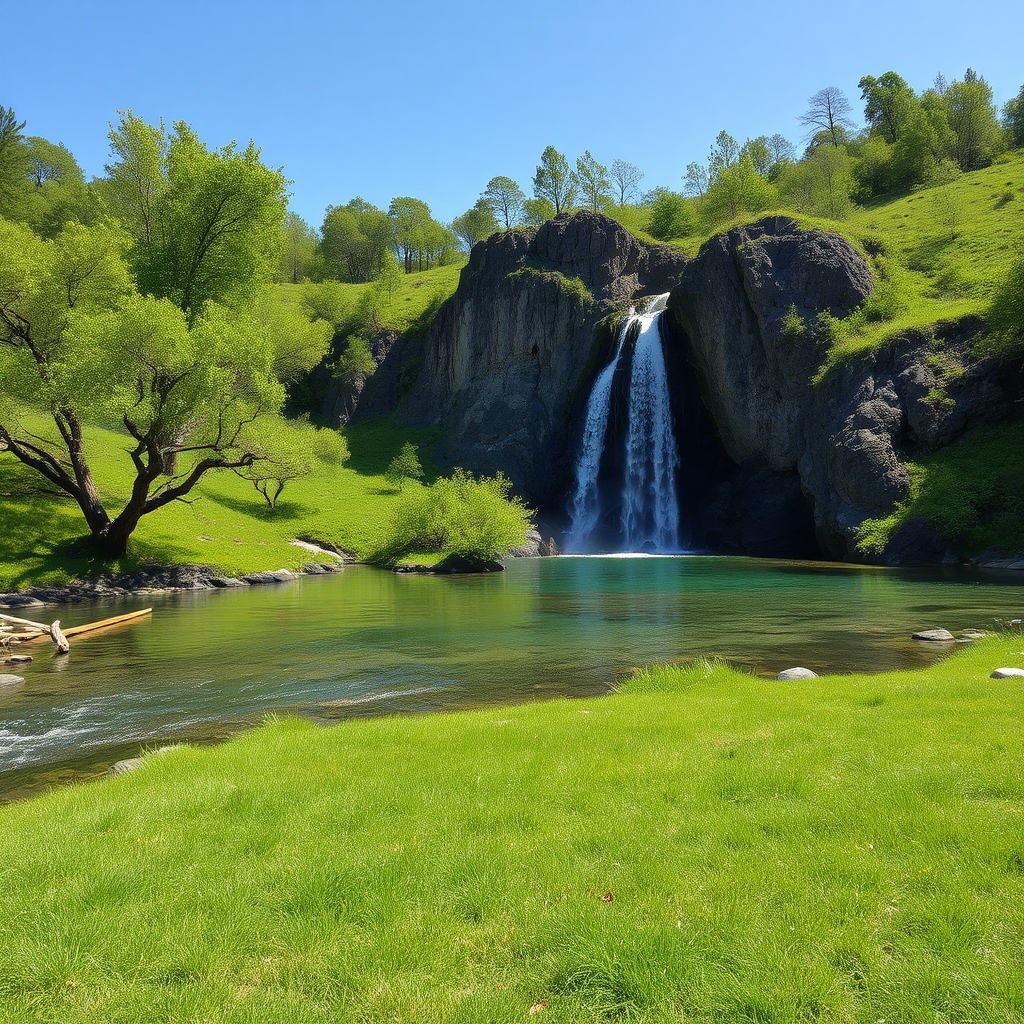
[667,217,1021,562]
[389,212,686,505]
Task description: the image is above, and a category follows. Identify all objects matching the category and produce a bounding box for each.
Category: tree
[522,197,555,226]
[779,146,856,219]
[17,137,97,237]
[575,151,612,213]
[375,249,403,302]
[859,72,918,144]
[740,136,773,177]
[798,87,857,148]
[104,112,288,323]
[0,119,330,559]
[385,441,424,491]
[277,212,318,284]
[766,134,796,167]
[610,159,644,205]
[0,106,29,218]
[682,161,709,199]
[708,130,739,178]
[702,155,778,224]
[647,187,695,239]
[532,145,577,216]
[945,69,1000,170]
[452,198,499,250]
[1003,85,1024,148]
[481,175,525,229]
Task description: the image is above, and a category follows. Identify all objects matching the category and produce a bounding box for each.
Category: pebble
[777,667,818,680]
[990,667,1024,678]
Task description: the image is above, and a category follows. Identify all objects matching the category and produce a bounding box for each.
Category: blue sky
[3,0,1022,230]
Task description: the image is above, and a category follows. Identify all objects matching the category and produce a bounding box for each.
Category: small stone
[990,667,1024,678]
[777,667,818,680]
[240,569,296,585]
[912,628,955,642]
[111,757,144,775]
[0,673,25,687]
[2,655,32,665]
[958,629,987,639]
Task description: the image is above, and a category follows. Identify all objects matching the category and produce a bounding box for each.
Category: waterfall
[565,294,682,553]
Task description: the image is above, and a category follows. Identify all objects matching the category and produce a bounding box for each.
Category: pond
[2,556,1022,801]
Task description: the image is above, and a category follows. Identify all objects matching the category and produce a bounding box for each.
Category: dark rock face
[667,217,1021,562]
[394,212,687,505]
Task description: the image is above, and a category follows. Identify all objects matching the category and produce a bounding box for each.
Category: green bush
[981,255,1024,357]
[373,468,532,563]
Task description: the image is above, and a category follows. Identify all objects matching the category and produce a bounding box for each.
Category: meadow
[1,632,1021,1022]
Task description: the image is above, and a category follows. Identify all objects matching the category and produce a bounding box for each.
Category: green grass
[1,632,1022,1022]
[856,420,1024,558]
[273,261,465,335]
[0,419,441,591]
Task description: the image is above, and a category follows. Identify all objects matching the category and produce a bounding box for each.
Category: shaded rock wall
[391,212,686,505]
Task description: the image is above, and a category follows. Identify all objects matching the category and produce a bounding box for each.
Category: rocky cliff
[384,212,685,504]
[666,216,1021,562]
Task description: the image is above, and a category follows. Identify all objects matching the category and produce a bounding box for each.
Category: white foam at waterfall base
[565,294,682,553]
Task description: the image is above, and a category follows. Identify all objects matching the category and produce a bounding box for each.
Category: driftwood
[0,607,152,653]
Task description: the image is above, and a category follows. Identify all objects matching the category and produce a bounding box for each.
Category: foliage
[856,421,1024,557]
[373,468,532,563]
[103,112,288,322]
[702,154,778,226]
[276,211,318,284]
[945,68,1001,171]
[388,195,458,273]
[574,150,612,213]
[1003,84,1024,148]
[1,635,1022,1021]
[384,441,424,491]
[332,335,377,386]
[481,175,525,229]
[522,196,555,225]
[319,198,393,283]
[532,145,577,216]
[610,159,643,205]
[451,198,499,251]
[647,187,695,239]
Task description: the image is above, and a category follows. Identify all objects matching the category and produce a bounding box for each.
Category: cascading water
[565,294,682,553]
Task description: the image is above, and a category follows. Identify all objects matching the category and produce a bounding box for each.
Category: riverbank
[1,632,1021,1023]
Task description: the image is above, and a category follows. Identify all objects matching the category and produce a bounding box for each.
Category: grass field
[0,419,438,591]
[1,632,1021,1023]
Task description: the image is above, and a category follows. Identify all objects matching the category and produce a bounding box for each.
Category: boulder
[240,569,297,585]
[776,667,818,680]
[990,667,1024,678]
[0,673,25,688]
[0,594,45,609]
[1,655,32,665]
[912,628,955,642]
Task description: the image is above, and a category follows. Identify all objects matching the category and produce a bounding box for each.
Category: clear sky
[3,0,1022,230]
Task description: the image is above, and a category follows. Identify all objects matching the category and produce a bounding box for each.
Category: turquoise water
[2,556,1022,800]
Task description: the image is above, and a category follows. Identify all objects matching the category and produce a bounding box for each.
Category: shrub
[373,469,532,563]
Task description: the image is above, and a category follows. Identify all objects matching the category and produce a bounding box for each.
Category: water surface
[2,556,1021,801]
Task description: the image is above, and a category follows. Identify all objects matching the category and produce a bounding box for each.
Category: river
[2,556,1022,801]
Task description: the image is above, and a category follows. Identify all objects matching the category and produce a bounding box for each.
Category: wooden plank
[62,608,152,638]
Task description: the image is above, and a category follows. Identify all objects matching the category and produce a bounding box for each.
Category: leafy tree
[388,196,456,272]
[452,198,499,250]
[610,159,644,205]
[779,146,856,219]
[766,134,796,168]
[0,119,329,558]
[375,468,532,562]
[1003,84,1024,148]
[682,161,709,199]
[532,145,577,215]
[277,212,318,284]
[0,106,28,217]
[103,112,288,323]
[739,136,773,177]
[375,249,403,302]
[702,155,777,224]
[859,72,918,144]
[332,335,377,387]
[384,441,424,491]
[239,418,348,508]
[16,137,98,237]
[647,187,695,239]
[708,130,739,178]
[575,150,612,213]
[944,69,1000,170]
[928,159,964,239]
[798,87,857,148]
[522,197,555,226]
[481,175,525,229]
[319,198,393,283]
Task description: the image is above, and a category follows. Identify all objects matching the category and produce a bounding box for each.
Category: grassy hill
[1,632,1021,1022]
